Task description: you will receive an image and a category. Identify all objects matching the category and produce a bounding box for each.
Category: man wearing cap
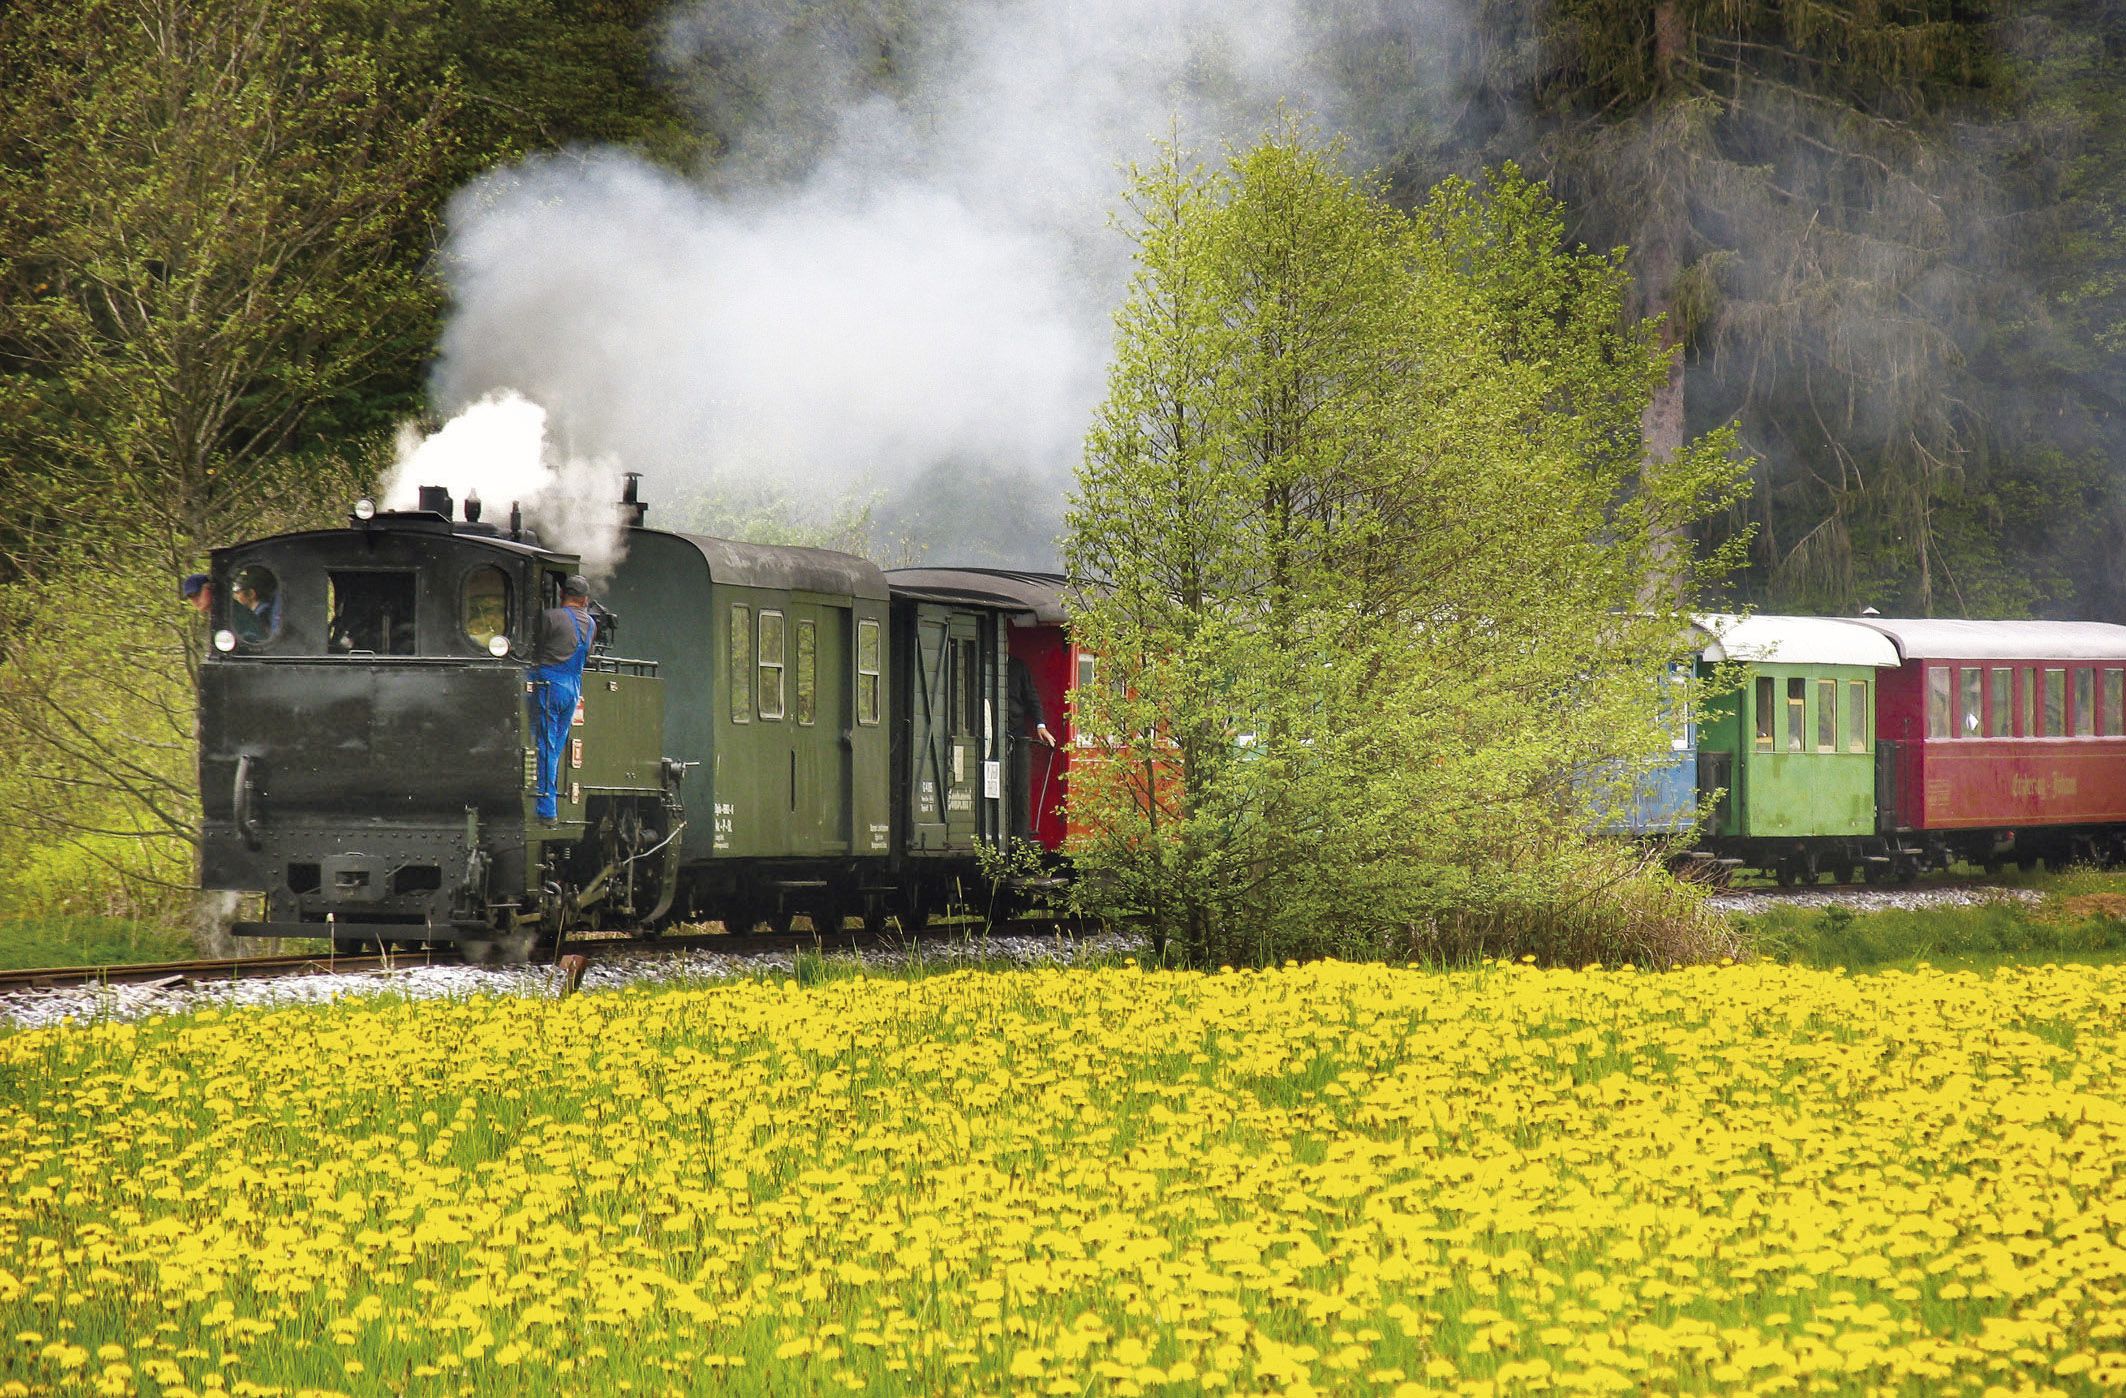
[181,573,213,615]
[528,575,598,824]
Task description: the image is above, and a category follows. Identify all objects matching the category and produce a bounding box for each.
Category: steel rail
[0,913,1117,996]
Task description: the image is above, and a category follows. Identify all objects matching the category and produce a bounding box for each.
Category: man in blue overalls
[528,574,597,823]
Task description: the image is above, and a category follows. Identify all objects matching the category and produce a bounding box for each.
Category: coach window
[1958,667,1983,739]
[2045,668,2067,737]
[2108,669,2124,737]
[462,566,510,651]
[2076,667,2095,737]
[1666,663,1692,750]
[1752,676,1774,750]
[2022,667,2036,736]
[1847,680,1868,752]
[1816,678,1836,751]
[1785,678,1805,752]
[855,619,881,726]
[1926,667,1952,739]
[795,621,817,726]
[729,605,752,723]
[758,611,786,721]
[1989,668,2012,738]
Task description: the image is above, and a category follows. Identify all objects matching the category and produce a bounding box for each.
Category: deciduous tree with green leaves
[1064,122,1748,966]
[0,0,458,941]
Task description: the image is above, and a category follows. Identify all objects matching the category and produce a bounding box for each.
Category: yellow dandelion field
[1,960,2122,1395]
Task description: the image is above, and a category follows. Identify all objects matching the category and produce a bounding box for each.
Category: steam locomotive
[197,482,1084,960]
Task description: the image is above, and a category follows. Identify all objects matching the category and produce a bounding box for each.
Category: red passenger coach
[882,569,1078,851]
[1857,619,2126,866]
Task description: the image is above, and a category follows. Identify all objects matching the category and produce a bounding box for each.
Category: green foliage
[1740,894,2126,969]
[0,915,193,972]
[1063,120,1749,967]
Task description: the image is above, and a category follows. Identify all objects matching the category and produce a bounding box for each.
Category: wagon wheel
[1828,859,1855,885]
[811,897,856,936]
[1893,853,1920,884]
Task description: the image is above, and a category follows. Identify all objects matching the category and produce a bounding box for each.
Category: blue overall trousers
[528,609,593,821]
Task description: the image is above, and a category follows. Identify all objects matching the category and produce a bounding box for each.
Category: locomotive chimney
[417,485,454,518]
[620,472,648,528]
[509,501,523,541]
[463,491,482,524]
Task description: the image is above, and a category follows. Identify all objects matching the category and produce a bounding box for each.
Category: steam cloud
[383,392,631,579]
[423,0,1419,567]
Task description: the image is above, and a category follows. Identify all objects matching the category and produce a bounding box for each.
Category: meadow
[1,958,2121,1395]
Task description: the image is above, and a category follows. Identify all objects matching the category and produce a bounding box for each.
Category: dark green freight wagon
[1693,614,1902,882]
[600,527,893,931]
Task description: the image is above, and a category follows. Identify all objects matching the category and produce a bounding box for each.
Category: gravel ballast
[0,931,1150,1032]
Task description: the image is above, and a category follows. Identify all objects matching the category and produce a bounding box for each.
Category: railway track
[0,913,1110,996]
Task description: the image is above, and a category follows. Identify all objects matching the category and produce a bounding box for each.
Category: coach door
[906,605,1004,850]
[785,601,851,853]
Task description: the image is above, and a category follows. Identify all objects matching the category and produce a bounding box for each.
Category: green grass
[0,914,195,971]
[1735,866,2126,970]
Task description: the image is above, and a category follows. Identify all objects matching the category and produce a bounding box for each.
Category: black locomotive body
[198,501,681,958]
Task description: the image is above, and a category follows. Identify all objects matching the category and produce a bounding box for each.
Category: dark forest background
[0,0,2121,918]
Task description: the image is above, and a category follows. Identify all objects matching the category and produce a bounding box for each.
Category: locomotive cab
[198,499,674,956]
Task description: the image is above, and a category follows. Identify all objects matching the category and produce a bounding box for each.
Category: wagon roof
[884,568,1072,623]
[1693,614,1901,668]
[655,530,889,600]
[1847,618,2126,661]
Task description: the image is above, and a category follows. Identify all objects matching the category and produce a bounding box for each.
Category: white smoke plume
[382,391,631,578]
[424,0,1442,566]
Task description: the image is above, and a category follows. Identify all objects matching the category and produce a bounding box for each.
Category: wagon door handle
[234,753,263,851]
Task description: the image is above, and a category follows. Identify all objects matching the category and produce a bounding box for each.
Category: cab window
[462,566,510,651]
[329,571,416,655]
[228,564,283,649]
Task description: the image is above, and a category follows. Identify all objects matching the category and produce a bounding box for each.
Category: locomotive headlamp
[213,629,237,652]
[353,498,377,520]
[488,634,511,657]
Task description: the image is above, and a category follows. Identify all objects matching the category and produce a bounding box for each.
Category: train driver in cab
[528,574,597,824]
